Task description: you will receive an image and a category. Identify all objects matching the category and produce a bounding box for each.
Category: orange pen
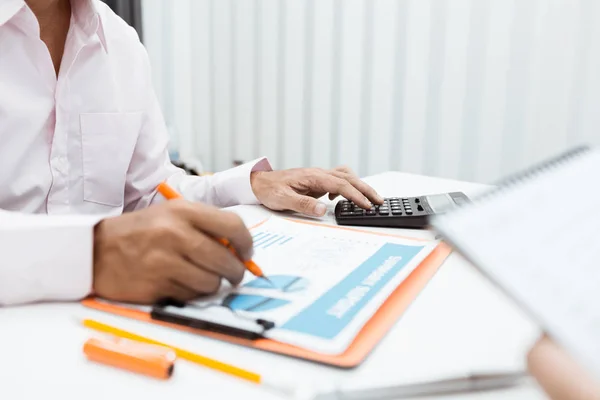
[156,181,272,285]
[83,336,176,380]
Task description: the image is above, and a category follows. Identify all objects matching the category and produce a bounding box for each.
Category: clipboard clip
[151,298,276,340]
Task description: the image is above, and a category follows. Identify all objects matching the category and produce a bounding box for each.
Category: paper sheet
[184,217,439,354]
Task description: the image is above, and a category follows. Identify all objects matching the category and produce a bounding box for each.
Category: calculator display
[425,194,456,213]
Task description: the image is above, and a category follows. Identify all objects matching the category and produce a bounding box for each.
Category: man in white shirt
[0,0,383,306]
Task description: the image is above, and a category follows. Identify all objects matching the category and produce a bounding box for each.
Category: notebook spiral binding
[471,145,592,204]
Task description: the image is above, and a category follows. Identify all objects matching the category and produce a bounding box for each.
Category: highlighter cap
[84,336,176,380]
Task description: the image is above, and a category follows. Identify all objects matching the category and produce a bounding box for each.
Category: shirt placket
[46,81,70,214]
[47,21,87,215]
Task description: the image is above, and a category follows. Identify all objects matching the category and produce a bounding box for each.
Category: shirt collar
[0,0,108,53]
[71,0,108,53]
[0,0,25,27]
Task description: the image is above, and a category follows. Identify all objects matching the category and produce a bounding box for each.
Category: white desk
[1,172,547,400]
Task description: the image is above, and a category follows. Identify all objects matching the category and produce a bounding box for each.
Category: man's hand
[527,335,600,400]
[250,166,384,217]
[92,200,253,304]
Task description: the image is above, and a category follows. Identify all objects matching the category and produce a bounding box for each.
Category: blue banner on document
[281,243,424,339]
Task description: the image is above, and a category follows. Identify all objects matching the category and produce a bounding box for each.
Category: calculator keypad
[336,192,469,229]
[338,197,427,217]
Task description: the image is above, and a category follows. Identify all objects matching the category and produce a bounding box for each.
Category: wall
[142,0,600,183]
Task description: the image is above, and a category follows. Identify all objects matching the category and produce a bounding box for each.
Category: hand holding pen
[93,192,256,304]
[157,182,272,285]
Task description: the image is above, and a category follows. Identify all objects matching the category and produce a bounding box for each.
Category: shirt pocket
[80,112,143,207]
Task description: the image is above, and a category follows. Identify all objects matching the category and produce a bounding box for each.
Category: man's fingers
[527,336,600,400]
[164,279,200,302]
[286,191,328,216]
[311,172,372,209]
[332,165,354,174]
[329,170,384,205]
[170,258,223,295]
[180,229,246,286]
[177,203,254,261]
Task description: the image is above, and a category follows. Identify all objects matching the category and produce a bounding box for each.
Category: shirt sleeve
[123,43,272,212]
[0,210,101,306]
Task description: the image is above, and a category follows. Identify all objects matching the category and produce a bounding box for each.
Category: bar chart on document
[252,231,295,250]
[187,217,437,353]
[250,221,384,273]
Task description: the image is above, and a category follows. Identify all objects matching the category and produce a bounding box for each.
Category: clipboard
[82,218,452,368]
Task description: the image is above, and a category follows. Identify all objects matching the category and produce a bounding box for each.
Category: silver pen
[312,371,529,400]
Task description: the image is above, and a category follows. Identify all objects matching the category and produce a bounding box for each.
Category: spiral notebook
[431,145,600,382]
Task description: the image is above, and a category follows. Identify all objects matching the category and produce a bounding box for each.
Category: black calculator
[334,192,470,229]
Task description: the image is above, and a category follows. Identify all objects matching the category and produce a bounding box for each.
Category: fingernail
[315,203,327,216]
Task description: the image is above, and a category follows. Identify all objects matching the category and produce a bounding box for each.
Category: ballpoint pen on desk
[156,181,273,286]
[311,371,529,400]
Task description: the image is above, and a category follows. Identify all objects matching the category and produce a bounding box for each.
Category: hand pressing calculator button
[334,192,471,229]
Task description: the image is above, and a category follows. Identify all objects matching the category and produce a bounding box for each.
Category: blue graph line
[259,235,284,248]
[252,232,267,240]
[252,233,295,249]
[264,236,287,248]
[253,233,276,247]
[278,237,293,246]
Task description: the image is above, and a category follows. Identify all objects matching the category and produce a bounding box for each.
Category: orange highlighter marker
[84,336,176,380]
[156,182,272,285]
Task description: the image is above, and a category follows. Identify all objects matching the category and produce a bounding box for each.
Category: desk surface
[1,172,547,400]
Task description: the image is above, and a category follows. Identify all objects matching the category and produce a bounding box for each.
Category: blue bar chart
[252,232,294,250]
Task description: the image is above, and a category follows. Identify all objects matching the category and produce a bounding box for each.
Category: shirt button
[53,157,68,174]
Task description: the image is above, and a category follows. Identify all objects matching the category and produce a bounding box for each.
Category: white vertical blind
[142,0,600,183]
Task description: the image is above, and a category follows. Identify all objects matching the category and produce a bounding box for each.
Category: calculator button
[392,210,402,215]
[366,210,376,216]
[352,210,364,216]
[405,211,413,215]
[379,210,389,215]
[340,212,351,216]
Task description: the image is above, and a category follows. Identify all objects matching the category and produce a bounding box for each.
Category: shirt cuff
[0,213,102,306]
[213,157,273,206]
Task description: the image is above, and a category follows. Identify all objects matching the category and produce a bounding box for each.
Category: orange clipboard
[82,218,452,369]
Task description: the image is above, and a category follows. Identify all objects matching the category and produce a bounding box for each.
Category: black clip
[150,298,275,340]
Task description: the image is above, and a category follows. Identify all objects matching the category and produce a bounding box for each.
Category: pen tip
[263,277,275,287]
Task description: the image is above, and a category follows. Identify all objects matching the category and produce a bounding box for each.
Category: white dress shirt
[0,0,271,305]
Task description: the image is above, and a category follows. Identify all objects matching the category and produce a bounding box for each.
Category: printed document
[179,217,439,354]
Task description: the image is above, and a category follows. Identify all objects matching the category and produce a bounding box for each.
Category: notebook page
[432,149,600,381]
